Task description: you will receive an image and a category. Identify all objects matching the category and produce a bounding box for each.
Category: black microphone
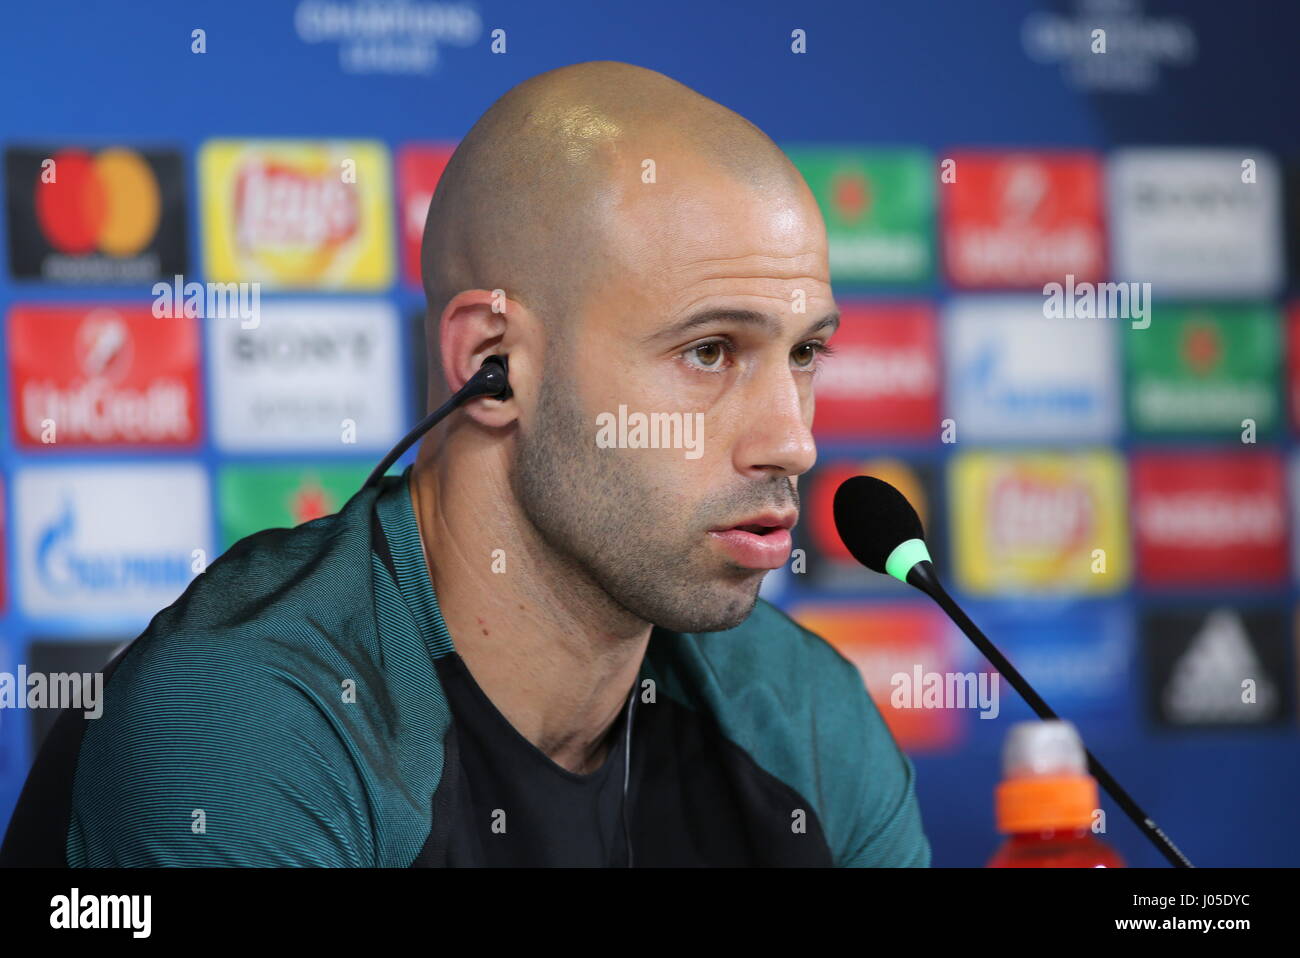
[832,474,1195,869]
[363,354,512,489]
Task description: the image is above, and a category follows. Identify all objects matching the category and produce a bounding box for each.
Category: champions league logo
[1021,0,1198,93]
[294,0,482,75]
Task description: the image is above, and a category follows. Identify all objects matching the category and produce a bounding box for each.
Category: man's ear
[437,289,524,428]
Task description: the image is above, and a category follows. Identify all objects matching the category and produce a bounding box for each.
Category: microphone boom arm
[905,559,1194,869]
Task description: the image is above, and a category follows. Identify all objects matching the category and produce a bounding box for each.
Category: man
[1,61,930,867]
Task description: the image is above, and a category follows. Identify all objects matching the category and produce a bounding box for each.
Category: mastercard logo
[34,148,161,256]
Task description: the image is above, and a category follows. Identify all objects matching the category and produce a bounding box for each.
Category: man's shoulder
[82,487,384,779]
[100,484,393,737]
[95,502,380,738]
[107,475,398,686]
[65,481,432,866]
[152,492,377,639]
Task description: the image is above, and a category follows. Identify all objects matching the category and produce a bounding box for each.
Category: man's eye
[685,341,729,370]
[793,341,835,369]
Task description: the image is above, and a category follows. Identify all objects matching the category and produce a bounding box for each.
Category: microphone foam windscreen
[832,475,925,575]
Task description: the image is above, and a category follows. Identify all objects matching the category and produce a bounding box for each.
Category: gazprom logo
[946,298,1118,442]
[36,498,192,595]
[960,340,1099,416]
[16,464,210,621]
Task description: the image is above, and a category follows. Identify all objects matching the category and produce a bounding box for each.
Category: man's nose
[732,365,816,480]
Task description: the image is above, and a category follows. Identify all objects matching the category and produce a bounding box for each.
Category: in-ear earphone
[363,354,512,488]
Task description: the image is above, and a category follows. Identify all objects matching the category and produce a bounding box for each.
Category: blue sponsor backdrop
[1,0,1299,866]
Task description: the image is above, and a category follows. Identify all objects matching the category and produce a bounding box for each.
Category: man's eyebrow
[804,311,840,336]
[647,308,840,343]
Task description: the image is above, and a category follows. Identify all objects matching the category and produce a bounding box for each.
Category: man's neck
[408,440,651,776]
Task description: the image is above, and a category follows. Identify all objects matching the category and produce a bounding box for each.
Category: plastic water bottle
[987,719,1125,868]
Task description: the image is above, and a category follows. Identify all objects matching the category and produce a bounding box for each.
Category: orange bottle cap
[996,774,1098,834]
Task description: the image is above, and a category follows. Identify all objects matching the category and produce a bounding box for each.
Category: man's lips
[706,513,797,570]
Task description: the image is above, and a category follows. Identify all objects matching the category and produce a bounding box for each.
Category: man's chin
[649,575,764,634]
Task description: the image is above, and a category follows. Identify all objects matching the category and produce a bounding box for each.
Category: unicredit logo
[34,148,161,256]
[13,308,195,445]
[234,158,359,249]
[21,378,189,444]
[75,312,132,380]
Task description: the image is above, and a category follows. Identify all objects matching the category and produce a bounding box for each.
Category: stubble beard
[510,370,765,635]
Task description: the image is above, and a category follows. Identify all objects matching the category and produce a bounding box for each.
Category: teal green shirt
[37,467,930,867]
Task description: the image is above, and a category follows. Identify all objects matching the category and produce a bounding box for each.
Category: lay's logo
[234,160,359,249]
[987,473,1094,556]
[200,140,393,289]
[950,450,1129,595]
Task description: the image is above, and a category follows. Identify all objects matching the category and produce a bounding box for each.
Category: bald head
[416,61,836,634]
[419,60,806,409]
